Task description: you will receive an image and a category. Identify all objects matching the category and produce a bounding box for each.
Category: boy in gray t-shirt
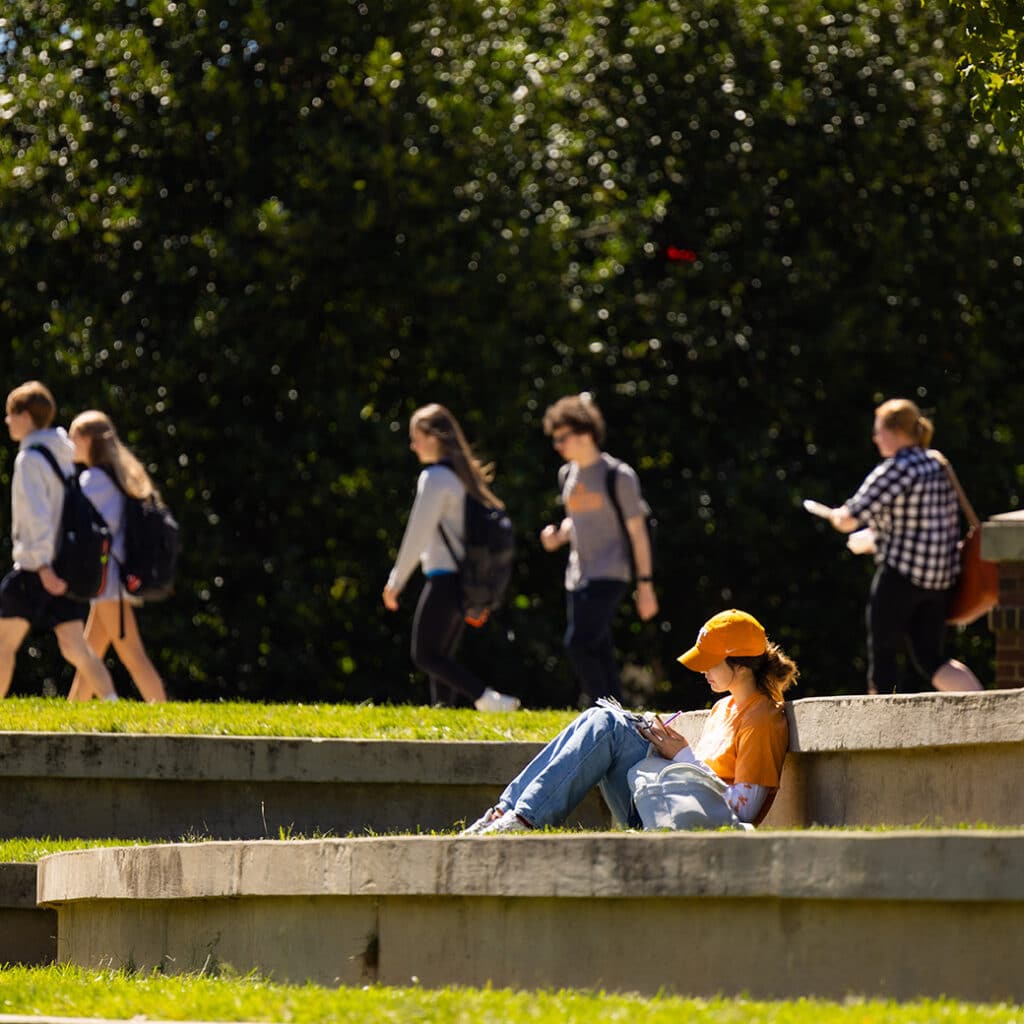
[541,395,658,704]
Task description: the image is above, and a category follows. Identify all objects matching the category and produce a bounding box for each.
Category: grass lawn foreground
[0,966,1019,1023]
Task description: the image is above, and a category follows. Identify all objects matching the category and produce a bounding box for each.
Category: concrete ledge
[766,689,1024,828]
[0,734,605,839]
[1,690,1021,840]
[982,510,1024,560]
[38,835,1024,1001]
[784,688,1024,750]
[0,863,56,965]
[0,732,542,783]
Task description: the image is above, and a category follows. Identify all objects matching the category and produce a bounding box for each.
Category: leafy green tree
[0,0,1020,706]
[937,0,1024,156]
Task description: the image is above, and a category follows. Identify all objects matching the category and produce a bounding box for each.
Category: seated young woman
[461,609,797,834]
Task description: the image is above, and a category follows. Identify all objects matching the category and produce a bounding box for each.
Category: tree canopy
[1,0,1021,706]
[939,0,1024,157]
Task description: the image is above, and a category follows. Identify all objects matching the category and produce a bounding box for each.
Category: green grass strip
[0,837,159,863]
[0,696,579,741]
[0,966,1018,1022]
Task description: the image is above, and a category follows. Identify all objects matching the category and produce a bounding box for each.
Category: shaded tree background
[937,0,1024,157]
[0,0,1021,706]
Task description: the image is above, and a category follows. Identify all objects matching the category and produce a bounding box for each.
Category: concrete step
[0,689,1020,842]
[36,833,1024,1001]
[0,862,56,965]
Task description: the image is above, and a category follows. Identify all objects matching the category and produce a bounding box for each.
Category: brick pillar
[981,513,1024,689]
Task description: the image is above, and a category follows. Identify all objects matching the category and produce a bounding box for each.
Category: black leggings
[867,565,949,693]
[411,573,485,706]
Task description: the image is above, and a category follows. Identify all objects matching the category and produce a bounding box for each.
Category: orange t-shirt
[692,691,788,788]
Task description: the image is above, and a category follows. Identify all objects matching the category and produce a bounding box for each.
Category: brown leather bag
[932,452,999,626]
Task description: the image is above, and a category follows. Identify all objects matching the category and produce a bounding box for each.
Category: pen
[659,710,682,726]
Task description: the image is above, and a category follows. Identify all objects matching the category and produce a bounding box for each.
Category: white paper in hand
[802,499,832,519]
[847,528,876,555]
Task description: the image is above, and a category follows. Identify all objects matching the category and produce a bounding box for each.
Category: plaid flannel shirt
[845,446,960,590]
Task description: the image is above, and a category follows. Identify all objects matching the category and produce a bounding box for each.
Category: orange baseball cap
[677,609,767,672]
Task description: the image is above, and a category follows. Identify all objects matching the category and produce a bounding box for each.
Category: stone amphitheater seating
[2,689,1021,1000]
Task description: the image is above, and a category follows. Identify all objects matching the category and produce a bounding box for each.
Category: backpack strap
[98,463,128,495]
[604,457,636,579]
[438,521,461,567]
[430,464,465,568]
[29,444,69,483]
[48,456,128,634]
[91,465,131,637]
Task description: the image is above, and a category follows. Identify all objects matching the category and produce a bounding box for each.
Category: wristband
[636,576,653,583]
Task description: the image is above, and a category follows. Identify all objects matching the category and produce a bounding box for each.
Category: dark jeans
[564,579,628,704]
[411,573,485,707]
[867,565,949,693]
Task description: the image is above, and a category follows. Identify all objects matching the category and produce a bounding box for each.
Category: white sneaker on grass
[477,810,532,835]
[474,687,521,712]
[460,807,504,835]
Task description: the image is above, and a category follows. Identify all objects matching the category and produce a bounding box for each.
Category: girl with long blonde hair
[67,411,167,702]
[382,404,519,711]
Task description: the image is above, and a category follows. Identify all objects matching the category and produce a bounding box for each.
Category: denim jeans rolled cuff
[499,706,649,829]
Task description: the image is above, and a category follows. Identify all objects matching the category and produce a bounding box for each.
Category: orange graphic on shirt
[566,482,605,515]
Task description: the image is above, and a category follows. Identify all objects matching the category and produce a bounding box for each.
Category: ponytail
[876,398,934,448]
[727,641,799,705]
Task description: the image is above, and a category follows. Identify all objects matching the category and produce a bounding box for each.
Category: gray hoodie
[11,427,75,571]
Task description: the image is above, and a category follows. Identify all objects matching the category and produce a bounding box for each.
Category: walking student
[540,394,658,705]
[66,411,167,703]
[824,397,982,694]
[383,403,520,711]
[0,382,118,700]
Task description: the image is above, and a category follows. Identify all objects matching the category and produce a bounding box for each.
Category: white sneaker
[474,687,521,712]
[460,807,504,835]
[477,810,532,835]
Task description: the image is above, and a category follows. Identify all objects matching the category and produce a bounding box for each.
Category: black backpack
[605,457,657,581]
[439,493,515,627]
[30,445,113,601]
[108,479,180,601]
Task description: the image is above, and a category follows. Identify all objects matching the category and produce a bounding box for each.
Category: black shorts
[0,569,89,630]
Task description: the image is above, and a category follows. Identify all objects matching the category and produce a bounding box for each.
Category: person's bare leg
[0,618,30,697]
[104,603,166,703]
[68,603,113,701]
[54,621,117,700]
[932,659,983,692]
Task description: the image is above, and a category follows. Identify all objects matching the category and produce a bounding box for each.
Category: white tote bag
[628,756,740,831]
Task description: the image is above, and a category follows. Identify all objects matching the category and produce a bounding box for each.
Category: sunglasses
[551,429,574,446]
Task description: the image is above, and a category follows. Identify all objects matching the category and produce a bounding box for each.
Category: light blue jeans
[496,706,650,828]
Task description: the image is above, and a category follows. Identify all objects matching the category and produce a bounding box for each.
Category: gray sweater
[386,464,466,594]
